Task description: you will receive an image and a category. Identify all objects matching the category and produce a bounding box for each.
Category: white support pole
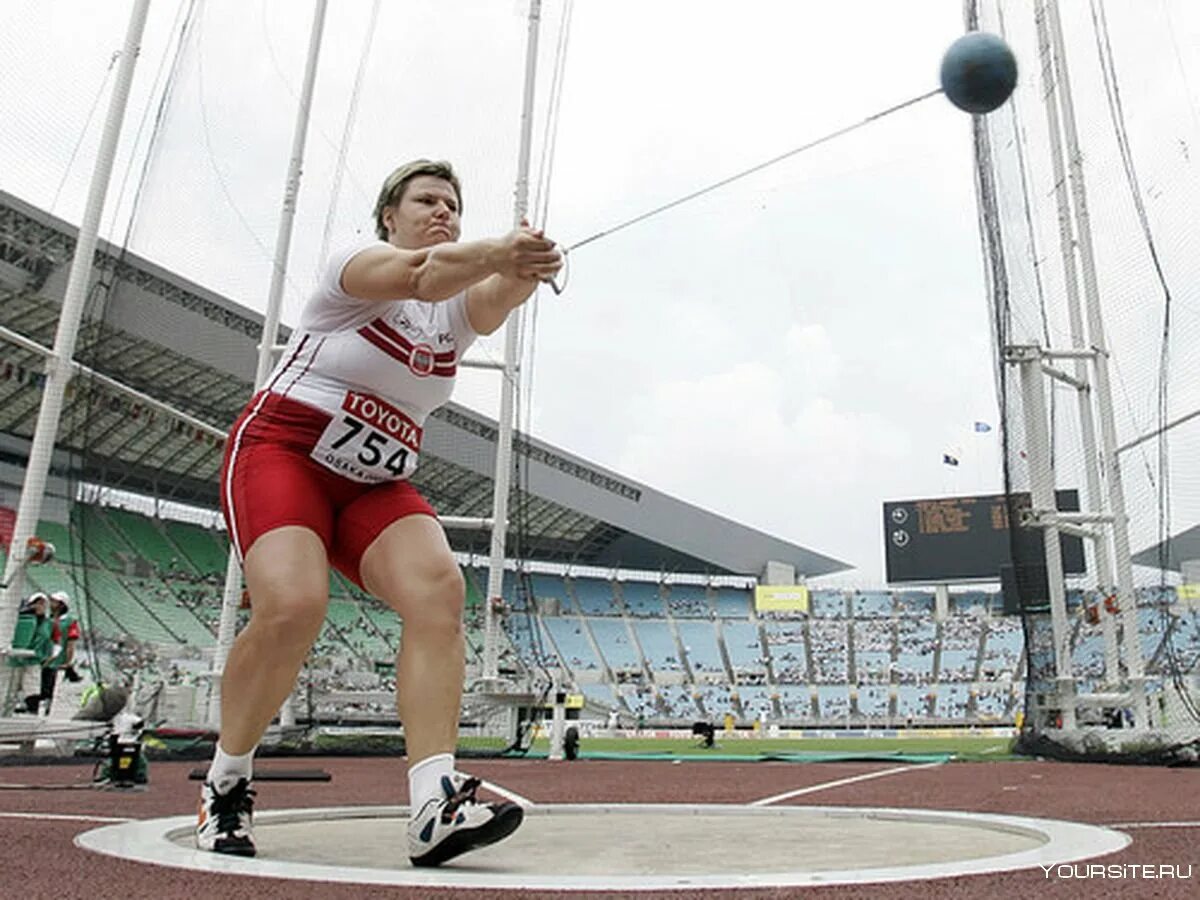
[0,0,151,708]
[483,0,543,682]
[1045,0,1146,722]
[1033,0,1119,688]
[1015,347,1075,728]
[208,0,329,728]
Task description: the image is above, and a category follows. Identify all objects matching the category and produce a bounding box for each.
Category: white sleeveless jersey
[262,242,478,483]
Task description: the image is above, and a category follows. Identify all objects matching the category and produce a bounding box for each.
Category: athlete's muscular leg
[219,526,330,754]
[359,515,465,764]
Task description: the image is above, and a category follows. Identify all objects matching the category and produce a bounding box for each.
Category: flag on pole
[973,421,992,433]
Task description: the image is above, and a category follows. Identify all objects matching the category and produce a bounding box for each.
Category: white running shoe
[407,772,523,867]
[196,778,256,857]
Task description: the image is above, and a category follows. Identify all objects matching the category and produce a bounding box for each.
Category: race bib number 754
[311,391,423,483]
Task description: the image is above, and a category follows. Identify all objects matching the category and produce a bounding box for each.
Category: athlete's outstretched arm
[341,227,559,304]
[465,226,564,335]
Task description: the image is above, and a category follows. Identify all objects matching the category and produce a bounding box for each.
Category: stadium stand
[675,620,726,678]
[620,580,664,618]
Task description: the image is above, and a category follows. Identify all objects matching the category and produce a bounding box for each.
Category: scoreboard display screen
[883,490,1086,584]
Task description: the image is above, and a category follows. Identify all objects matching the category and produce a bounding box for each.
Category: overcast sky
[0,1,1055,584]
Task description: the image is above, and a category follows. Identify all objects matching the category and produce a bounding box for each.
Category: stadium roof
[1132,525,1200,574]
[0,191,850,578]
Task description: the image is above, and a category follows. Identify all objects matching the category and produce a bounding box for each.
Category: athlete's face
[383,175,462,248]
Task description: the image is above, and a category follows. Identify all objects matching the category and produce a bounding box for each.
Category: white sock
[408,752,455,813]
[207,743,255,794]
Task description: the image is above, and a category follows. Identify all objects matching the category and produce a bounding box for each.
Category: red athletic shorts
[220,391,436,589]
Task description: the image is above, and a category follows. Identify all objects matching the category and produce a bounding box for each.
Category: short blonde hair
[373,159,463,240]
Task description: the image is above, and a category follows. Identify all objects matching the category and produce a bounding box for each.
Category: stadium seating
[571,576,617,616]
[809,590,846,618]
[675,620,725,676]
[542,616,601,672]
[620,581,665,618]
[808,620,849,683]
[851,590,893,618]
[711,586,751,618]
[855,684,890,718]
[630,620,681,674]
[666,584,710,618]
[587,618,642,672]
[721,620,767,677]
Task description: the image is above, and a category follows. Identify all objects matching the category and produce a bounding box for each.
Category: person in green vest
[10,592,53,713]
[35,591,83,714]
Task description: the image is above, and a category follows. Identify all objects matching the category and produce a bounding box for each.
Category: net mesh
[1,0,568,758]
[971,0,1200,762]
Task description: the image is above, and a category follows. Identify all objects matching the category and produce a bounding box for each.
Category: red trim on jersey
[368,319,455,362]
[357,325,456,378]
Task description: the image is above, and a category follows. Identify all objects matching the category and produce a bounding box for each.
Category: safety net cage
[1,0,571,763]
[971,0,1200,763]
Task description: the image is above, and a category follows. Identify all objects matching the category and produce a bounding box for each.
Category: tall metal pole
[207,0,329,726]
[0,0,151,706]
[483,0,543,682]
[1032,0,1119,686]
[1015,347,1075,728]
[1044,0,1146,722]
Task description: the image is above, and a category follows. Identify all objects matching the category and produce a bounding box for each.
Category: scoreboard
[883,490,1086,584]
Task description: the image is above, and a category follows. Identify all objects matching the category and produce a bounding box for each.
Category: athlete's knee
[402,563,465,635]
[248,589,328,646]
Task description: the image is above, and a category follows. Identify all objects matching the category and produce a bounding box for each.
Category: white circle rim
[75,803,1131,890]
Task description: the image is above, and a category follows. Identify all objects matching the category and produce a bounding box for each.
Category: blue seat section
[981,619,1024,678]
[587,618,642,670]
[936,683,971,718]
[529,572,570,607]
[808,620,848,683]
[855,651,891,683]
[896,591,935,614]
[657,684,698,718]
[736,685,775,718]
[816,684,850,719]
[1071,629,1106,679]
[580,682,617,709]
[856,684,890,717]
[632,620,683,673]
[617,683,657,719]
[775,684,811,718]
[952,590,991,615]
[854,619,892,681]
[676,620,725,675]
[572,576,617,616]
[694,683,736,714]
[940,649,976,681]
[810,590,845,618]
[723,621,766,676]
[712,587,751,619]
[851,591,893,618]
[895,619,936,681]
[762,620,807,683]
[621,581,665,618]
[975,686,1010,719]
[896,684,928,718]
[542,617,601,671]
[667,585,710,618]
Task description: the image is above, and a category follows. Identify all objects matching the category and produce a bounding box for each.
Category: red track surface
[1,757,1196,899]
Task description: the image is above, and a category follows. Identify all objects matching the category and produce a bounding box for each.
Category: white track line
[749,761,945,807]
[480,778,534,808]
[1108,821,1200,830]
[0,811,133,824]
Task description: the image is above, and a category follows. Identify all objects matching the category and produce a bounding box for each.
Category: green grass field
[524,734,1018,761]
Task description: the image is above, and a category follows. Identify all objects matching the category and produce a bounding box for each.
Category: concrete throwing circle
[76,803,1130,890]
